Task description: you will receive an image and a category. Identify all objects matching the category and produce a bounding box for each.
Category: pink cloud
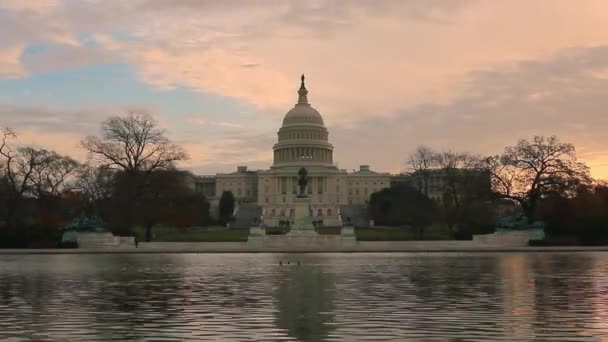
[0,0,58,14]
[0,46,24,78]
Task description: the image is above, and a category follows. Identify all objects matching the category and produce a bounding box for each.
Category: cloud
[0,103,115,134]
[183,116,245,130]
[179,131,275,173]
[131,47,294,108]
[2,1,608,178]
[0,46,25,78]
[4,1,608,119]
[0,0,58,14]
[22,44,112,74]
[330,45,608,179]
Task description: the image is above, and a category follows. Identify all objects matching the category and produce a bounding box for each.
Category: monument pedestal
[473,229,544,246]
[247,226,266,248]
[340,225,357,248]
[288,197,317,236]
[247,195,358,249]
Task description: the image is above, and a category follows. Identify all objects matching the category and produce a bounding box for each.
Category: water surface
[1,252,607,341]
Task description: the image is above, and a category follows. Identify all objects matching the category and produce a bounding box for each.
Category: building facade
[195,75,390,227]
[192,75,490,227]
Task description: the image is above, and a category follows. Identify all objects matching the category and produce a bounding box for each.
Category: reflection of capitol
[194,75,390,228]
[274,261,336,341]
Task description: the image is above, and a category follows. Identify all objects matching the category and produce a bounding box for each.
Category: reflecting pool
[1,252,607,341]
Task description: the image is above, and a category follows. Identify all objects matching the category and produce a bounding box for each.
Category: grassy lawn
[353,225,451,241]
[132,226,249,242]
[133,224,453,242]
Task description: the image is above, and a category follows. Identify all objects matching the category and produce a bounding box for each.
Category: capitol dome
[273,75,334,167]
[281,76,324,126]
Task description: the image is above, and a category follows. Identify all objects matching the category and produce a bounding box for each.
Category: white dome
[282,104,324,126]
[280,74,325,127]
[272,75,334,167]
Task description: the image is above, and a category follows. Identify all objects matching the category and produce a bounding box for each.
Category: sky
[1,0,608,179]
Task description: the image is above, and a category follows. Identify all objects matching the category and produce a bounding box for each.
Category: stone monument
[473,215,545,246]
[247,167,357,249]
[289,167,317,235]
[61,213,135,249]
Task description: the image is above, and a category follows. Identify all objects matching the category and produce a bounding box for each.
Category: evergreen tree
[219,191,235,225]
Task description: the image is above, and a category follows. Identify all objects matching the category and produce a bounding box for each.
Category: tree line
[0,112,211,247]
[370,136,607,243]
[2,110,607,246]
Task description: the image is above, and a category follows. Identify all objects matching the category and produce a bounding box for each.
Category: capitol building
[194,75,391,227]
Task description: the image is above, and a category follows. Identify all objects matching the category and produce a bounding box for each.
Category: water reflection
[274,260,336,342]
[1,253,608,341]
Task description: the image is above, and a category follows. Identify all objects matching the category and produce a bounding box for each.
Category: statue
[61,212,109,246]
[298,167,308,197]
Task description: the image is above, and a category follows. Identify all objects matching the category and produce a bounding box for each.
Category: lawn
[134,224,453,242]
[132,226,249,242]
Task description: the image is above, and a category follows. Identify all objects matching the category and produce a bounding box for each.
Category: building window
[271,209,276,217]
[317,209,323,217]
[327,209,332,216]
[265,197,269,204]
[290,209,295,217]
[355,189,359,195]
[282,196,286,203]
[280,209,285,217]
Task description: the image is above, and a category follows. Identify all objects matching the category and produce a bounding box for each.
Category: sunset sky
[1,0,607,179]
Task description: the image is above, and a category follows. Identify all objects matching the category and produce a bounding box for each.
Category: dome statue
[281,74,325,126]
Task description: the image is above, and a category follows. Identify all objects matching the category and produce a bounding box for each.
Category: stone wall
[77,233,135,249]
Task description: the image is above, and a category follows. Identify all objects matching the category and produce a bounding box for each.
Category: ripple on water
[1,252,608,341]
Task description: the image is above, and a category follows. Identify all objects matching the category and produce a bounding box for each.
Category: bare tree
[1,128,83,228]
[81,112,188,232]
[436,152,485,206]
[435,151,490,235]
[485,136,591,223]
[0,128,20,196]
[407,146,440,196]
[75,164,115,203]
[1,136,40,200]
[81,112,188,173]
[29,149,80,198]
